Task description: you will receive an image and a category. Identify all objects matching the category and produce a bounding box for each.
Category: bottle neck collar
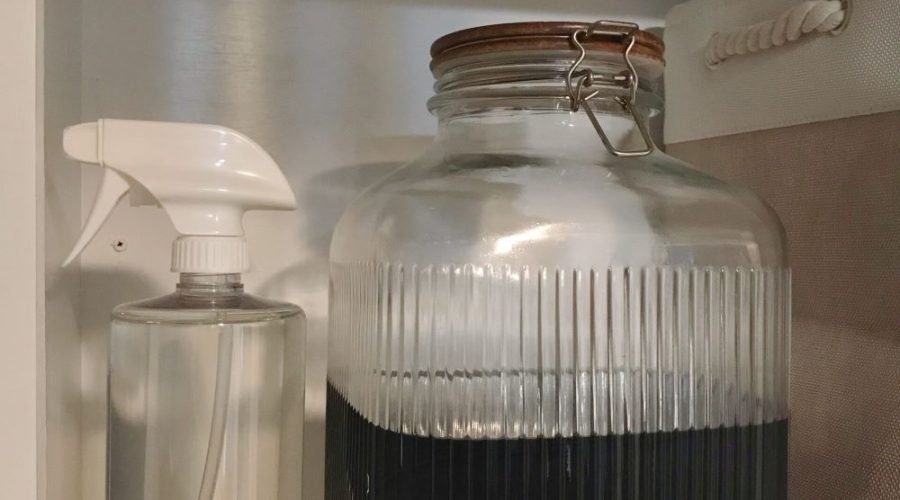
[176,273,244,296]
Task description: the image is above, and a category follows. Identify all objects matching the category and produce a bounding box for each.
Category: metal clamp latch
[566,20,655,158]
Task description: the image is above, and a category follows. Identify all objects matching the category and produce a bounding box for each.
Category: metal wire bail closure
[566,20,655,158]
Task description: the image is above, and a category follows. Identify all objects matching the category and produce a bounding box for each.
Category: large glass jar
[326,21,789,500]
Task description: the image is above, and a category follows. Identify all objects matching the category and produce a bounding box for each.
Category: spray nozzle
[64,119,297,273]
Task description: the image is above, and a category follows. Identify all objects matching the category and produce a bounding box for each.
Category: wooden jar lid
[431,21,664,74]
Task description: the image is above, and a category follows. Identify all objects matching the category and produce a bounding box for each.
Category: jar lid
[430,21,665,74]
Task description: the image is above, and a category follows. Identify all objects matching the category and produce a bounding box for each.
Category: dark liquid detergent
[325,383,788,500]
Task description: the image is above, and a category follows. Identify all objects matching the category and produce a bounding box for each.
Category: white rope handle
[705,0,848,68]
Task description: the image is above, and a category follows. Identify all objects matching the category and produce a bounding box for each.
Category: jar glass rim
[428,50,664,118]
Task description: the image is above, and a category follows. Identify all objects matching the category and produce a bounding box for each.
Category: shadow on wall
[256,158,409,498]
[257,159,406,302]
[256,157,411,330]
[257,134,434,304]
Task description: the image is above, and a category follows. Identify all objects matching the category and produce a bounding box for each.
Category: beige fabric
[668,110,900,500]
[664,0,900,142]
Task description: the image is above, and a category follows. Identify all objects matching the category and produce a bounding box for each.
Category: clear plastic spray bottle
[64,119,305,500]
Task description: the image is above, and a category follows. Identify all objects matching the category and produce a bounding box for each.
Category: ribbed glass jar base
[325,384,788,500]
[326,261,790,499]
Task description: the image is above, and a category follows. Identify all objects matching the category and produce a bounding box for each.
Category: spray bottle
[65,119,305,500]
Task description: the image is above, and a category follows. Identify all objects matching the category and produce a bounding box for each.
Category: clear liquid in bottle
[108,274,305,500]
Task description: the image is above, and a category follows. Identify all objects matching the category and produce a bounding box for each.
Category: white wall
[0,1,41,499]
[72,1,678,498]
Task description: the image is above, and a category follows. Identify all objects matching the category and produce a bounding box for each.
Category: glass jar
[326,21,789,500]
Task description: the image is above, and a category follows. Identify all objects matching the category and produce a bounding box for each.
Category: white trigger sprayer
[64,119,299,500]
[63,118,296,271]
